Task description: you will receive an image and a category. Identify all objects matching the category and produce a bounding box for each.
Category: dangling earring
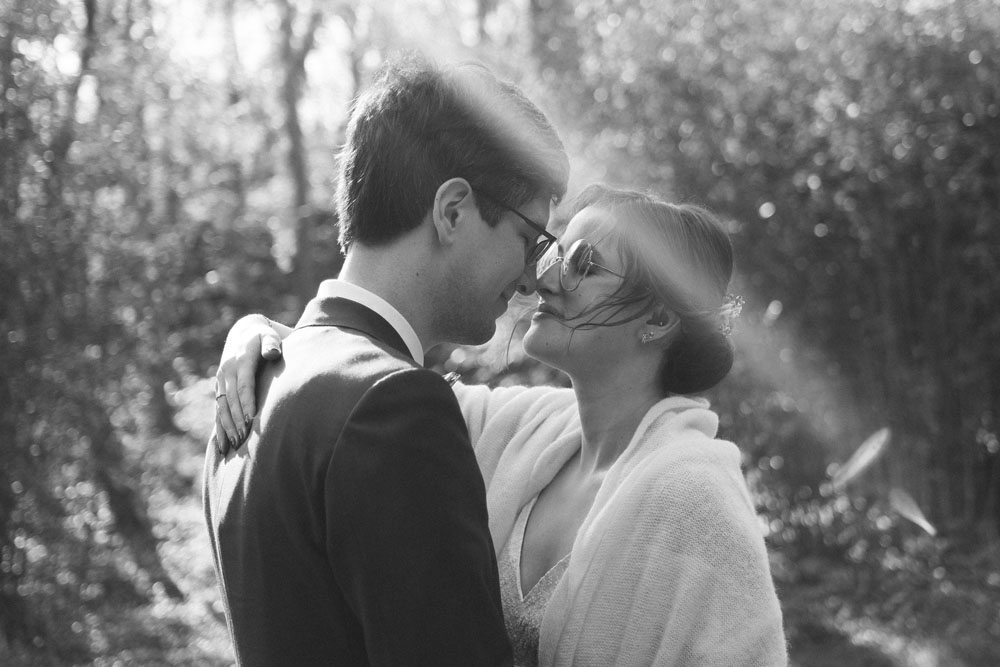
[640,332,655,344]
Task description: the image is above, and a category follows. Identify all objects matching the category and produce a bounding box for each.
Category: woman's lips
[535,302,563,319]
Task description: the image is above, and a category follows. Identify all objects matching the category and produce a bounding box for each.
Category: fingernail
[238,428,246,442]
[244,415,253,428]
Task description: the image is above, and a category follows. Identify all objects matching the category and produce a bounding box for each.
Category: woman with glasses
[214,184,787,666]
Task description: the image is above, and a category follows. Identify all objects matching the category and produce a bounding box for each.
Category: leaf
[889,487,937,537]
[830,427,891,492]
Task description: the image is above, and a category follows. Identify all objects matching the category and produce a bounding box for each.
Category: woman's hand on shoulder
[215,314,284,453]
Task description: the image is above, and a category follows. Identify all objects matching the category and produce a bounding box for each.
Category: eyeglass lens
[536,240,596,291]
[526,237,551,265]
[562,240,595,290]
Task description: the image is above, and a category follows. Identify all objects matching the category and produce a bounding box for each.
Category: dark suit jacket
[204,295,512,666]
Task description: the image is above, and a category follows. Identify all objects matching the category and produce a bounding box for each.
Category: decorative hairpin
[718,294,744,336]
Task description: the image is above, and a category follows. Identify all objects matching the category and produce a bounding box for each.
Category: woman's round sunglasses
[536,239,627,292]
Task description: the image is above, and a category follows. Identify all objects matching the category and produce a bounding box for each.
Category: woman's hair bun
[660,326,734,394]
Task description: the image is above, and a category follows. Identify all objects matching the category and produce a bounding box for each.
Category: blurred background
[2,0,999,664]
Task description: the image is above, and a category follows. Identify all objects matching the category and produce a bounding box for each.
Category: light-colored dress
[498,495,570,667]
[455,382,788,667]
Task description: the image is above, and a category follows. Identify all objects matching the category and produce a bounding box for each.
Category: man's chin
[452,314,499,346]
[458,323,496,347]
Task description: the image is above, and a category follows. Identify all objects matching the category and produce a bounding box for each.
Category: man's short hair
[336,54,569,249]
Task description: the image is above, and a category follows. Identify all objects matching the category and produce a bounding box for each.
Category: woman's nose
[535,258,561,294]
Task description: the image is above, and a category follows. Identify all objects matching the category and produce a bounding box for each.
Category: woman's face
[522,205,649,375]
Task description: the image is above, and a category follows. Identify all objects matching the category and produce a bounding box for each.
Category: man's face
[440,194,552,345]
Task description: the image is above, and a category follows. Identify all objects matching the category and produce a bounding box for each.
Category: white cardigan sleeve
[453,381,582,557]
[452,382,573,453]
[452,382,531,449]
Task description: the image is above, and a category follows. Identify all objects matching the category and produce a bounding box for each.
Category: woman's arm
[214,314,289,452]
[213,314,569,456]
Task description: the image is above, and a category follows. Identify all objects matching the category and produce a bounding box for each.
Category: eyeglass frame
[473,189,557,265]
[537,239,628,292]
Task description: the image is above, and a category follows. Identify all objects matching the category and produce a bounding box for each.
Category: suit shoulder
[351,366,462,421]
[337,368,470,458]
[253,328,422,433]
[282,327,416,389]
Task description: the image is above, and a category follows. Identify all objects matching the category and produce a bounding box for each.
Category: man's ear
[431,178,475,246]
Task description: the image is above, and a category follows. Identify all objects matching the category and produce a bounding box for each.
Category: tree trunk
[278,0,323,307]
[0,375,33,643]
[81,391,183,600]
[0,0,40,645]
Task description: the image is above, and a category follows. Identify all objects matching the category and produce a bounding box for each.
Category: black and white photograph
[2,0,998,665]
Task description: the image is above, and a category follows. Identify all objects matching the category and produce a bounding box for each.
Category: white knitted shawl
[456,383,788,667]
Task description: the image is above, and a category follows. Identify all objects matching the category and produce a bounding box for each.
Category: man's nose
[515,262,538,295]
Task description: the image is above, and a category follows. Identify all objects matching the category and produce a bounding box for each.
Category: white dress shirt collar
[315,279,425,366]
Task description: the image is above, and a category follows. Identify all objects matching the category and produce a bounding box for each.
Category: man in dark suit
[203,55,568,666]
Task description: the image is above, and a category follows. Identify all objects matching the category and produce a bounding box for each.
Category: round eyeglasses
[536,239,627,292]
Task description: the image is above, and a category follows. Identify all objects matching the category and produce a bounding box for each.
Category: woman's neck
[570,373,663,473]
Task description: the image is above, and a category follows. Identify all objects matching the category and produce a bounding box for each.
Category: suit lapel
[296,296,413,362]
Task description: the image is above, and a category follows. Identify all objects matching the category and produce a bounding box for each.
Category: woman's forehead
[562,205,619,245]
